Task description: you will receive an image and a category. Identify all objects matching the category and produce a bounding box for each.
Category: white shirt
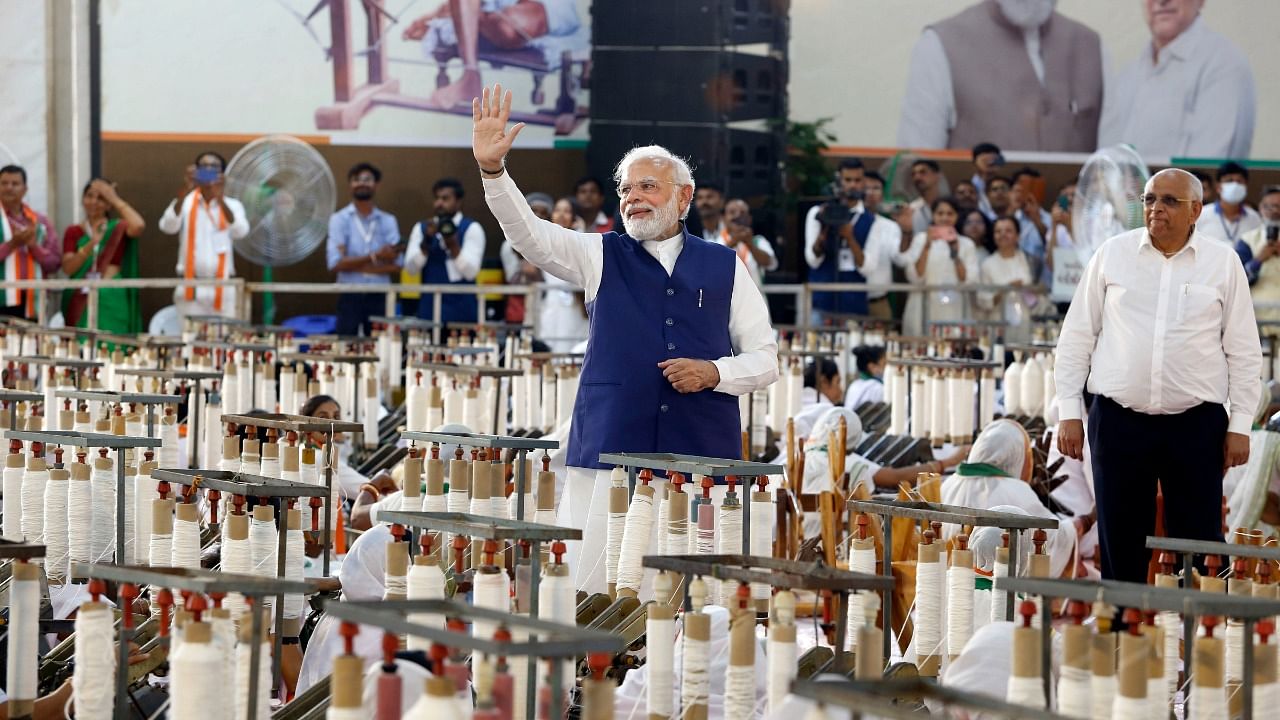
[1099,15,1255,159]
[844,376,884,410]
[1055,227,1263,435]
[403,211,486,282]
[897,28,1050,149]
[803,203,901,298]
[483,171,778,396]
[158,191,250,278]
[1196,203,1263,246]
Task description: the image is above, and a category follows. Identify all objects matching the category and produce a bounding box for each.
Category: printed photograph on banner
[791,0,1276,160]
[101,0,592,147]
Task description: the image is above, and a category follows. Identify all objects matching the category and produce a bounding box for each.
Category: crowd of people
[4,140,1277,348]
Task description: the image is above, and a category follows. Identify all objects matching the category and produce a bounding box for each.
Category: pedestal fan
[1071,145,1150,266]
[224,135,336,324]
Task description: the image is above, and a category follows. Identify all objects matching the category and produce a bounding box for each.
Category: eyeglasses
[1140,194,1196,208]
[617,180,680,198]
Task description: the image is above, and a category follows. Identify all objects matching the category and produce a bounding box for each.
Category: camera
[816,185,864,228]
[436,215,458,236]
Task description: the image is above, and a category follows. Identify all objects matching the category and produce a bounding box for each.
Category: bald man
[1055,168,1262,583]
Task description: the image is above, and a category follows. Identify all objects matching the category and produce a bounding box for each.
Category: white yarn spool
[511,374,527,430]
[73,603,116,720]
[222,368,240,416]
[1189,683,1228,720]
[407,560,446,652]
[1255,684,1280,720]
[991,560,1009,623]
[1146,676,1166,720]
[615,489,655,595]
[538,569,576,702]
[91,459,116,562]
[44,472,69,580]
[910,374,929,439]
[681,629,711,716]
[283,526,305,621]
[946,564,975,657]
[234,639,272,720]
[750,492,772,601]
[1111,694,1147,720]
[946,372,968,443]
[203,399,222,473]
[134,475,156,565]
[6,567,39,707]
[249,515,277,577]
[362,382,379,448]
[1225,620,1245,683]
[473,570,509,641]
[656,486,669,555]
[20,462,48,544]
[1004,359,1024,415]
[604,481,626,590]
[238,362,254,414]
[846,547,875,650]
[2,463,23,539]
[171,627,226,719]
[1020,355,1044,417]
[402,683,467,720]
[171,514,202,569]
[1041,354,1056,425]
[928,371,947,443]
[1056,665,1091,719]
[647,613,675,718]
[524,369,541,433]
[120,466,135,564]
[442,383,464,425]
[767,598,798,715]
[723,664,755,720]
[768,369,789,433]
[786,365,803,420]
[979,374,996,429]
[221,532,251,618]
[1006,675,1046,708]
[210,613,237,711]
[540,373,557,430]
[1157,611,1180,703]
[914,559,944,659]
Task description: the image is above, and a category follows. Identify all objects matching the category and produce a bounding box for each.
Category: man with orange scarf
[0,165,60,319]
[158,151,249,319]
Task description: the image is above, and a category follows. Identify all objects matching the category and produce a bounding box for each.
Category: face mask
[1220,181,1247,205]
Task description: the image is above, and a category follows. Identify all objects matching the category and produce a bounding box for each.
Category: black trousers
[335,293,385,337]
[1088,395,1227,583]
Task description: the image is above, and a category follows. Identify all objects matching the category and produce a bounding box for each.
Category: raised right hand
[1056,419,1085,461]
[472,83,526,172]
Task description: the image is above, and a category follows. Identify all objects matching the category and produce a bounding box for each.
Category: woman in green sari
[61,178,145,332]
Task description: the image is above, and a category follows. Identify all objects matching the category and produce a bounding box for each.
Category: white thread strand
[616,491,655,594]
[91,462,116,563]
[991,560,1009,623]
[846,546,875,650]
[1147,676,1166,720]
[656,489,669,555]
[221,534,251,618]
[605,510,625,587]
[171,516,201,571]
[134,473,157,565]
[3,466,23,539]
[283,527,305,620]
[1189,683,1228,720]
[407,561,446,652]
[724,664,755,720]
[681,634,710,715]
[43,476,69,580]
[767,636,797,714]
[750,494,772,601]
[73,604,116,720]
[20,465,47,544]
[6,574,38,705]
[1157,611,1180,701]
[946,564,975,657]
[473,570,509,642]
[1057,665,1091,718]
[234,640,272,720]
[914,559,944,659]
[121,468,135,565]
[170,632,223,719]
[1225,620,1245,682]
[1006,675,1046,708]
[647,616,675,719]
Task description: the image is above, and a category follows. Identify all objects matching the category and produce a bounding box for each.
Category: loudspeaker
[590,50,783,124]
[592,0,788,47]
[587,123,782,199]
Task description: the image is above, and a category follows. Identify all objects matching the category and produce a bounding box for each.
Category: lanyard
[352,211,378,250]
[1217,202,1243,242]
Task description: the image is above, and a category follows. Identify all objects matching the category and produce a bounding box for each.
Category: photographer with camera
[404,177,487,326]
[326,163,403,336]
[804,158,901,323]
[1238,186,1280,327]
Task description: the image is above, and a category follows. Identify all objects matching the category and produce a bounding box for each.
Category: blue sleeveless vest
[809,210,874,314]
[416,216,478,325]
[566,228,743,469]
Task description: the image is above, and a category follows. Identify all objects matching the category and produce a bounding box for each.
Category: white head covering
[968,419,1029,479]
[805,406,863,449]
[968,505,1032,573]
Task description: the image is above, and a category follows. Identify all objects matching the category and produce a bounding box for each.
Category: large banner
[101,0,591,147]
[791,0,1280,161]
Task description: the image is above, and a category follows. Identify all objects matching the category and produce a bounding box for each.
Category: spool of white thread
[203,399,222,473]
[681,625,711,717]
[1225,620,1245,684]
[946,564,975,657]
[3,458,24,540]
[914,559,944,660]
[20,458,48,545]
[222,367,240,416]
[221,518,251,618]
[1056,665,1091,718]
[1006,675,1046,708]
[1020,355,1044,417]
[90,457,116,563]
[615,488,655,596]
[43,469,69,580]
[67,468,93,575]
[540,372,557,430]
[249,511,277,577]
[991,559,1009,623]
[511,374,527,430]
[160,415,180,468]
[362,378,379,448]
[6,564,39,710]
[407,559,446,652]
[234,637,272,720]
[846,545,875,649]
[767,591,798,715]
[442,382,464,425]
[1004,359,1024,415]
[946,372,968,443]
[655,485,669,555]
[171,508,201,569]
[1157,611,1180,705]
[119,465,136,565]
[979,374,996,429]
[472,567,510,643]
[724,664,755,720]
[402,678,467,720]
[910,374,929,439]
[284,523,307,621]
[928,371,948,445]
[768,367,788,434]
[73,603,116,720]
[238,361,254,414]
[1041,355,1056,425]
[750,490,773,601]
[890,367,909,435]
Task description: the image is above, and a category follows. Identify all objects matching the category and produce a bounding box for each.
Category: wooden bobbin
[1117,608,1150,700]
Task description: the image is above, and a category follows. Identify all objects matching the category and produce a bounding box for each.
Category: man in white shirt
[157,152,250,320]
[907,159,942,234]
[1196,161,1262,246]
[1055,168,1262,583]
[403,177,487,326]
[720,199,778,287]
[1099,0,1255,159]
[472,83,777,591]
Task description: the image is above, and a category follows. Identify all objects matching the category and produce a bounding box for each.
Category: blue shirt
[1016,207,1052,285]
[326,204,401,285]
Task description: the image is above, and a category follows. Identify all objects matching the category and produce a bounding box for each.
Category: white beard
[622,195,681,242]
[995,0,1055,29]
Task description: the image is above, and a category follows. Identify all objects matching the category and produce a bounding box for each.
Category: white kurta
[976,251,1036,343]
[901,233,980,336]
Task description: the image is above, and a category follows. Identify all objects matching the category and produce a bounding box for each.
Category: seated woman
[299,394,385,502]
[843,344,886,411]
[941,419,1092,579]
[791,358,843,441]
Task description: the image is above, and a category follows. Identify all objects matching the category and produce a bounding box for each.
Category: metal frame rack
[0,390,42,430]
[597,452,784,555]
[846,498,1059,662]
[884,356,1001,441]
[71,562,312,720]
[373,511,582,720]
[56,390,181,438]
[404,364,520,435]
[641,553,891,670]
[150,467,329,696]
[220,413,362,576]
[9,356,103,391]
[791,677,1067,720]
[113,369,222,469]
[997,574,1280,719]
[399,430,559,521]
[323,596,624,720]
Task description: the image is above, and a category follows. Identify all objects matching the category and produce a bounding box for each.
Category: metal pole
[627,466,637,500]
[273,508,288,696]
[247,600,265,720]
[323,435,333,576]
[515,449,527,521]
[1040,593,1052,709]
[881,511,892,664]
[1006,528,1019,621]
[115,447,126,564]
[433,293,442,344]
[524,538,542,720]
[1244,617,1255,720]
[114,589,131,716]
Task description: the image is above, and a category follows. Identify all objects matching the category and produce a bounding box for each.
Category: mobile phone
[1057,195,1070,211]
[1268,225,1279,243]
[1017,175,1047,206]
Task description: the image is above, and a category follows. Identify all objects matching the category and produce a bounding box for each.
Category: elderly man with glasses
[471,84,777,592]
[1054,168,1262,584]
